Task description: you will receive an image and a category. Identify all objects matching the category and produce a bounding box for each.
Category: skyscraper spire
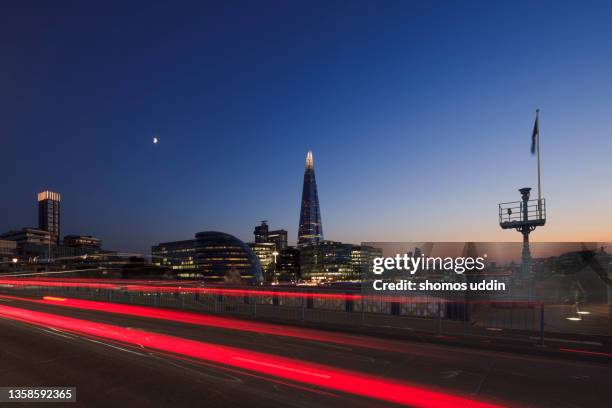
[305,150,313,170]
[298,150,323,247]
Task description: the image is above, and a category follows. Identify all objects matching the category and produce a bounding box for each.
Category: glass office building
[299,241,354,282]
[300,241,383,282]
[152,231,263,283]
[248,242,276,281]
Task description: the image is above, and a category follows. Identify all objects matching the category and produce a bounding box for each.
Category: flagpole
[536,109,542,218]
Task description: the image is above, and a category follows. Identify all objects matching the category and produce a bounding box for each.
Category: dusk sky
[2,1,611,253]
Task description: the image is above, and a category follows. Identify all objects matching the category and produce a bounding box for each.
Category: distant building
[0,239,17,259]
[0,239,18,271]
[300,241,382,282]
[351,245,384,278]
[253,221,287,252]
[298,151,323,247]
[248,242,276,281]
[152,231,263,283]
[1,227,53,246]
[266,229,287,252]
[38,190,61,244]
[1,191,105,267]
[254,221,269,243]
[0,228,103,260]
[277,246,300,282]
[300,241,353,282]
[119,256,173,280]
[152,239,197,272]
[63,235,102,248]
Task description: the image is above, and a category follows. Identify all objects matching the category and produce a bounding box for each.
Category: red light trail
[32,295,405,352]
[559,348,612,358]
[0,277,541,306]
[0,278,118,290]
[0,303,503,408]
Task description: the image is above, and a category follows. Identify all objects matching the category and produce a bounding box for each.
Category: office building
[1,227,103,261]
[38,190,61,244]
[152,239,197,272]
[277,246,300,282]
[267,229,288,252]
[253,221,287,252]
[300,241,383,282]
[351,245,384,277]
[1,227,53,246]
[254,221,269,243]
[248,242,276,281]
[300,241,353,282]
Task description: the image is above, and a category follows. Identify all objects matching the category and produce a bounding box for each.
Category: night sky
[2,1,611,253]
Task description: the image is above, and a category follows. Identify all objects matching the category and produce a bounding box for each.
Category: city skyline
[2,1,612,252]
[1,4,611,408]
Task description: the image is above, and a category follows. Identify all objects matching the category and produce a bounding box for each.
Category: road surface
[0,296,610,407]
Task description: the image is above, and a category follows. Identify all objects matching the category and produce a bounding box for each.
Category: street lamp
[11,257,18,264]
[271,251,279,283]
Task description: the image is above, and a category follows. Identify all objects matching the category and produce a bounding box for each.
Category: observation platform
[499,198,546,229]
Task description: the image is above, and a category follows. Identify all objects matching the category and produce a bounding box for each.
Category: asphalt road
[0,297,611,408]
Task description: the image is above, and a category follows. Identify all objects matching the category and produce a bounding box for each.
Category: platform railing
[499,198,546,224]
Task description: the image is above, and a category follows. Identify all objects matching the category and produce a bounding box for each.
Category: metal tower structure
[499,187,546,279]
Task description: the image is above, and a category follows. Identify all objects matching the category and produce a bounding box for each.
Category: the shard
[298,151,323,247]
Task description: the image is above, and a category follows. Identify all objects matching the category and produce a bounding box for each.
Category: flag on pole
[531,113,539,154]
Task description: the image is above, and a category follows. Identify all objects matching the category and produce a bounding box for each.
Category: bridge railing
[2,280,610,348]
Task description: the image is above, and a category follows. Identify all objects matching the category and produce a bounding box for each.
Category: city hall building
[152,231,263,283]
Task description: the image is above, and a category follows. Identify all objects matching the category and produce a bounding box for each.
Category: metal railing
[1,281,609,349]
[499,199,546,225]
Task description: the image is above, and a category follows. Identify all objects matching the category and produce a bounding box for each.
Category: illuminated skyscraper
[37,190,61,244]
[298,151,323,247]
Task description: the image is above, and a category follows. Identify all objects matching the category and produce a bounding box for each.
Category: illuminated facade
[152,239,197,273]
[300,241,382,282]
[351,245,384,278]
[298,151,323,247]
[248,242,276,281]
[152,231,263,283]
[300,241,353,282]
[38,190,61,244]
